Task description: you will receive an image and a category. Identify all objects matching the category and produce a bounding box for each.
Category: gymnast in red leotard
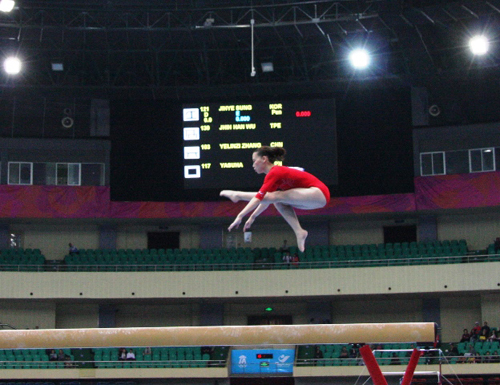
[220,146,330,252]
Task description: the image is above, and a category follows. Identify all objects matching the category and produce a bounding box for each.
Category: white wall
[116,225,200,250]
[222,222,293,249]
[0,263,497,342]
[440,295,481,342]
[224,301,309,325]
[0,292,494,343]
[1,264,498,300]
[12,224,99,260]
[438,213,500,251]
[55,304,99,328]
[330,219,386,246]
[332,298,422,324]
[480,293,500,329]
[114,304,200,327]
[0,300,56,329]
[9,211,500,263]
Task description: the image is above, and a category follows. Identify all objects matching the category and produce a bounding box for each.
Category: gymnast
[220,146,330,252]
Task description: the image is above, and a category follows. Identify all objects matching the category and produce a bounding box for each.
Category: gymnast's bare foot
[297,229,308,252]
[220,190,240,203]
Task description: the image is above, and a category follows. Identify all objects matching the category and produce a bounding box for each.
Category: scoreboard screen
[182,98,337,190]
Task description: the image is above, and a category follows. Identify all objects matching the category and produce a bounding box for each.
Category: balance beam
[0,322,436,349]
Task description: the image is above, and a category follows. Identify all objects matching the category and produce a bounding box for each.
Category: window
[56,163,81,185]
[469,148,495,173]
[8,162,32,185]
[420,152,445,176]
[13,162,105,186]
[81,163,105,186]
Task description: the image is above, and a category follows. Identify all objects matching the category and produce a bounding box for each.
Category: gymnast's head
[254,146,286,164]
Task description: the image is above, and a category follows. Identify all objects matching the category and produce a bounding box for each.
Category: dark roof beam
[486,1,500,14]
[460,5,479,19]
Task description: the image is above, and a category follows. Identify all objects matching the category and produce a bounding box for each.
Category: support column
[99,225,117,249]
[307,301,332,324]
[481,293,500,326]
[418,216,437,241]
[199,224,223,249]
[0,224,9,249]
[98,305,116,328]
[304,221,330,246]
[200,303,224,326]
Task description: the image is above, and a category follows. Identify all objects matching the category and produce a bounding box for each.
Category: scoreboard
[182,98,337,190]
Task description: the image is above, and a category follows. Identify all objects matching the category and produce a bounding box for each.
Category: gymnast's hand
[244,216,255,232]
[228,217,242,232]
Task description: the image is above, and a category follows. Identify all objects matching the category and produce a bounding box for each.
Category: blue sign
[231,349,295,374]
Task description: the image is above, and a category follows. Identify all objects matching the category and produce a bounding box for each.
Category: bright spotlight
[0,0,15,12]
[349,48,370,69]
[469,35,489,56]
[4,57,21,75]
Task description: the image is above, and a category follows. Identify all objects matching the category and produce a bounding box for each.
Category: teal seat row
[62,240,469,270]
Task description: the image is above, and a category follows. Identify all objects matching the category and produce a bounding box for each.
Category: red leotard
[254,166,330,203]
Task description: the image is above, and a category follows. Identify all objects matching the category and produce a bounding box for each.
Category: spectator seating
[487,244,500,260]
[92,346,225,368]
[65,248,255,272]
[457,341,500,355]
[62,240,470,272]
[0,348,72,369]
[297,341,500,367]
[0,347,227,370]
[298,343,417,366]
[0,249,45,271]
[1,342,500,370]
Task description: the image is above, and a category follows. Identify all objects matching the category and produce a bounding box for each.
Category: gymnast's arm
[243,200,268,231]
[227,197,262,231]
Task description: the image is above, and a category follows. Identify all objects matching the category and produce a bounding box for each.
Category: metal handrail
[296,354,500,366]
[0,253,498,272]
[0,358,225,369]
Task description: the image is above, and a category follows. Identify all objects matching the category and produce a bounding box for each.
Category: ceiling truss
[0,0,497,95]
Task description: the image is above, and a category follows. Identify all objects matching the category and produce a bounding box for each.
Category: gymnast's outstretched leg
[274,202,308,252]
[220,190,256,203]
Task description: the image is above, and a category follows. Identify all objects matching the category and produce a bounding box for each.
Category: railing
[0,253,499,272]
[296,355,500,366]
[1,355,499,369]
[0,359,225,369]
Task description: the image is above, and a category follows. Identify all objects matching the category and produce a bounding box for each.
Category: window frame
[469,147,496,173]
[8,162,33,185]
[56,162,81,186]
[420,151,446,176]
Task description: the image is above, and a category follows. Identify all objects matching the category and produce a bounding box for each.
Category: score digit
[201,144,211,150]
[202,163,211,169]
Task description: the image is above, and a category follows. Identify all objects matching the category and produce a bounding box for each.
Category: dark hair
[255,146,286,163]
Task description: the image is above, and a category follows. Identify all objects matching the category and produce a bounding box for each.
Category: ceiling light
[4,56,21,75]
[469,35,489,56]
[51,62,64,71]
[349,48,370,69]
[261,62,274,73]
[0,0,15,13]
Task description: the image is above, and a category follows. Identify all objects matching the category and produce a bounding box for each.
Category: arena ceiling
[0,0,499,97]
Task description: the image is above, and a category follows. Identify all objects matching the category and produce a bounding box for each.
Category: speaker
[61,107,74,128]
[428,104,441,117]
